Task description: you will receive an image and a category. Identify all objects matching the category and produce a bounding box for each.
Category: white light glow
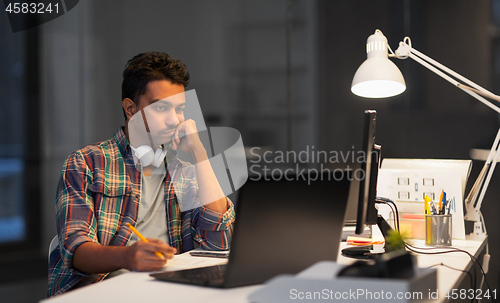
[351,80,406,98]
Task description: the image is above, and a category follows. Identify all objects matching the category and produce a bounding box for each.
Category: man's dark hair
[122,52,190,119]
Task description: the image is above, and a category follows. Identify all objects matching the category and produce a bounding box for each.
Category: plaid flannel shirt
[48,127,235,297]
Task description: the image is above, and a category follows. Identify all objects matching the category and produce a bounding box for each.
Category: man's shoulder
[70,128,126,158]
[74,136,118,157]
[63,136,121,169]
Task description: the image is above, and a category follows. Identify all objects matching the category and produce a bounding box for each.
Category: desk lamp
[351,29,500,239]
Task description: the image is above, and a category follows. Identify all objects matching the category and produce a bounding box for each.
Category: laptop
[150,170,351,287]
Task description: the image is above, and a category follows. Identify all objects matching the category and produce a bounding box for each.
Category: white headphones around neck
[132,109,168,168]
[133,144,167,167]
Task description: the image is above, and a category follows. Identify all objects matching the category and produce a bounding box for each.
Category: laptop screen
[224,170,351,287]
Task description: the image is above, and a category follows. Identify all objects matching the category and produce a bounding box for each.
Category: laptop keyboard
[151,264,227,286]
[183,270,225,281]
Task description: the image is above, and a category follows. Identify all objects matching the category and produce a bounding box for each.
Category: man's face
[135,80,186,145]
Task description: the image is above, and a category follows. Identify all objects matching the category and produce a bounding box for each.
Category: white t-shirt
[129,165,169,245]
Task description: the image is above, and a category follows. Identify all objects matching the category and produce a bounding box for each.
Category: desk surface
[41,238,487,303]
[406,238,488,298]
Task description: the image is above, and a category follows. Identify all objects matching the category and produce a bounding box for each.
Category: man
[48,52,235,297]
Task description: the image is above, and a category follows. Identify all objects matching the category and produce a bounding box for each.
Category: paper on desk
[377,169,466,240]
[162,252,228,271]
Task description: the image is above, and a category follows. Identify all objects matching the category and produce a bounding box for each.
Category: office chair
[48,235,58,265]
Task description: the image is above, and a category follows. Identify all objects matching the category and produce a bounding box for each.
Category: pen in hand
[126,223,165,260]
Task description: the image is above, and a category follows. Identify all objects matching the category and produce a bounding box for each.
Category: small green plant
[385,229,409,252]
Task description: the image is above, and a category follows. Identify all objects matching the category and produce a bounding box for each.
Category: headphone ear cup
[134,145,155,167]
[152,147,168,167]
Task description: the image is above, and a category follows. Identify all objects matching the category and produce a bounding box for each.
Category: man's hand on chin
[171,119,207,161]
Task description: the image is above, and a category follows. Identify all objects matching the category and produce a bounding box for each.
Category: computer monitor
[355,110,380,234]
[342,111,395,258]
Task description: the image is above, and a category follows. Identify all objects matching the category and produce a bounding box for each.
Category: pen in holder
[425,214,452,246]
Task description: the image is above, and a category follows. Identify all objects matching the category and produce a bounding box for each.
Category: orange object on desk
[399,213,425,239]
[401,213,424,220]
[346,236,384,245]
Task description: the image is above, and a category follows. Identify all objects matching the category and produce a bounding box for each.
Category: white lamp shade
[351,57,406,98]
[351,29,406,98]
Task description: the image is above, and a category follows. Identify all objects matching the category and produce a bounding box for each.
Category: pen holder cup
[425,214,452,246]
